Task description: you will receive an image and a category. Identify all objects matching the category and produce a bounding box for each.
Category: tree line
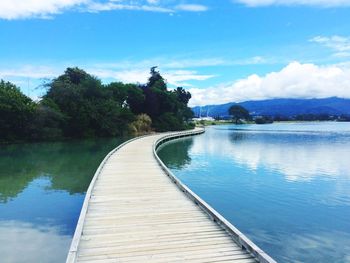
[0,67,194,143]
[226,105,349,124]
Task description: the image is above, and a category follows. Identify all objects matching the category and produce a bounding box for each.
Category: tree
[126,85,145,114]
[148,66,167,91]
[174,87,191,104]
[0,80,36,141]
[142,68,193,131]
[106,82,146,115]
[228,105,250,124]
[29,104,66,140]
[44,67,136,137]
[0,66,194,143]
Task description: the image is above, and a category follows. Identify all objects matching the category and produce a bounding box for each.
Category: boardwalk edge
[153,128,277,263]
[66,134,151,263]
[67,128,277,263]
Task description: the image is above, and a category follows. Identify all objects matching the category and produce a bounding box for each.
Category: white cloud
[87,2,173,13]
[92,56,268,71]
[189,61,350,106]
[162,58,227,68]
[310,35,350,58]
[147,0,160,4]
[0,56,222,88]
[164,70,215,86]
[311,36,350,52]
[175,4,208,12]
[0,65,59,78]
[0,0,208,20]
[0,0,88,20]
[87,1,209,13]
[5,60,350,107]
[90,68,215,86]
[0,65,215,99]
[232,56,267,65]
[108,69,150,83]
[235,0,350,7]
[97,58,226,70]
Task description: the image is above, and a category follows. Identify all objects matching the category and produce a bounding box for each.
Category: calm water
[158,122,350,263]
[0,137,129,263]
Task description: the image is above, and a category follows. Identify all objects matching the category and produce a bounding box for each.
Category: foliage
[0,80,36,142]
[228,105,250,124]
[255,116,274,124]
[157,137,194,169]
[29,105,66,140]
[338,114,350,122]
[143,68,193,131]
[0,137,128,202]
[0,66,193,142]
[129,114,152,134]
[42,67,137,138]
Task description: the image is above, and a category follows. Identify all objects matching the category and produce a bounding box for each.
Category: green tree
[148,66,167,91]
[106,82,145,114]
[0,80,36,141]
[228,105,250,124]
[44,67,135,137]
[0,66,194,143]
[143,67,193,131]
[29,104,66,140]
[173,87,194,121]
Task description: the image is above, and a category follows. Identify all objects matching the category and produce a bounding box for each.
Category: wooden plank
[67,129,274,263]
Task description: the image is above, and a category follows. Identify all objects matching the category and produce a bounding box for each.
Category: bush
[129,114,152,134]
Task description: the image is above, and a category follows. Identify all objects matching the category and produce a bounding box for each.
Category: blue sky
[1,0,350,106]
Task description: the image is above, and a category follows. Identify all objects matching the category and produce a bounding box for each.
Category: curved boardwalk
[67,129,276,263]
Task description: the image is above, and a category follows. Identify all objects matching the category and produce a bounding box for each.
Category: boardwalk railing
[67,127,277,263]
[66,134,151,263]
[153,128,277,263]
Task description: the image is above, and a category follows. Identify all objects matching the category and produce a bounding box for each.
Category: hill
[192,97,350,118]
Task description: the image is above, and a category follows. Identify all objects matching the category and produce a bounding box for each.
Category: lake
[2,123,350,263]
[158,122,350,263]
[0,137,129,263]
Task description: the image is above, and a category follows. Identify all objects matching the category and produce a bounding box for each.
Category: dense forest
[0,67,194,143]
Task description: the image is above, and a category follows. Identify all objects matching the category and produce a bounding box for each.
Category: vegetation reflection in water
[0,137,129,263]
[158,122,350,263]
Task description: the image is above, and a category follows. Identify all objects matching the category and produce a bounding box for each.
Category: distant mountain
[192,97,350,118]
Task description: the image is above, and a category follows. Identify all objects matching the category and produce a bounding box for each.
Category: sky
[0,0,350,106]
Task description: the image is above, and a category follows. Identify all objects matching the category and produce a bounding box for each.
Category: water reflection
[190,127,350,182]
[284,231,350,263]
[0,177,83,235]
[251,229,350,263]
[0,220,71,263]
[0,137,128,262]
[228,132,350,181]
[0,138,128,202]
[157,137,194,169]
[158,123,350,263]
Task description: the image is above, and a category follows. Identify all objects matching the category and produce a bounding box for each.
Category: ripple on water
[158,123,350,263]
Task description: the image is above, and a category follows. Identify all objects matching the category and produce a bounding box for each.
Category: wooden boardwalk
[67,129,276,263]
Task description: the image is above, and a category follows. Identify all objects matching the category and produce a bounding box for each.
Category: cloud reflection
[250,228,350,263]
[0,220,71,263]
[191,128,350,182]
